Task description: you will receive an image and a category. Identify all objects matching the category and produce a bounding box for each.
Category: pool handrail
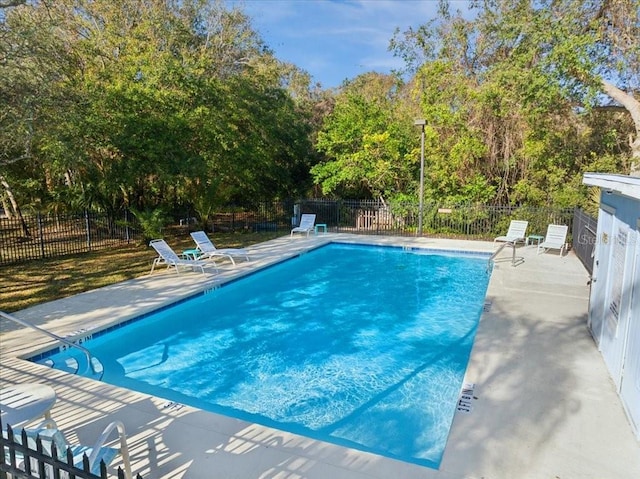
[487,241,518,270]
[0,310,100,377]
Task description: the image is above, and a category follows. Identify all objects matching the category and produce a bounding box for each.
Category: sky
[231,0,473,89]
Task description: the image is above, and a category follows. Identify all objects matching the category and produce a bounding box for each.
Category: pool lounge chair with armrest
[8,418,133,479]
[537,224,569,256]
[190,231,250,266]
[149,239,216,274]
[494,220,528,245]
[291,214,316,238]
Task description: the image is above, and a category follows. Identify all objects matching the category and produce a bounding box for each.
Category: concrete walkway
[1,234,639,479]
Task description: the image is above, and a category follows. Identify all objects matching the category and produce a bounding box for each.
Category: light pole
[414,119,426,237]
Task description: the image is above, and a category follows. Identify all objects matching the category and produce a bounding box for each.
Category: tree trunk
[0,175,20,217]
[1,194,12,219]
[0,174,31,237]
[601,79,640,176]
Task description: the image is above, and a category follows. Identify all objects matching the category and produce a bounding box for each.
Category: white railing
[0,311,100,377]
[488,241,517,270]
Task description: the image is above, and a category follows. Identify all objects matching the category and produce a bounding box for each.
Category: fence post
[37,212,46,259]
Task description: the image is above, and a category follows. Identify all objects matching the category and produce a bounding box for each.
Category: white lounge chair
[149,239,215,274]
[537,224,569,256]
[14,419,133,479]
[494,220,528,245]
[190,231,250,266]
[291,214,316,238]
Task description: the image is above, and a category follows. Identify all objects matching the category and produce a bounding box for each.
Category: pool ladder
[0,310,104,381]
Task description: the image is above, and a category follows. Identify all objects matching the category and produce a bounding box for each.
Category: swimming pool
[36,243,491,469]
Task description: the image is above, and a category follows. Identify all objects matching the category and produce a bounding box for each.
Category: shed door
[620,226,640,439]
[599,224,631,385]
[588,206,615,345]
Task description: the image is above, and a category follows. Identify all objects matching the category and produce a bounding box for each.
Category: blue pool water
[38,243,491,468]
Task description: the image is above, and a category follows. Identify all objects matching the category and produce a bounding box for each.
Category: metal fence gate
[572,208,597,275]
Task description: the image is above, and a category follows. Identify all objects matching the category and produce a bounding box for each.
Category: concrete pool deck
[1,234,639,479]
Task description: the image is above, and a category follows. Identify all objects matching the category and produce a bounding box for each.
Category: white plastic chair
[14,419,133,479]
[190,231,250,265]
[290,214,316,238]
[494,220,528,245]
[149,239,216,274]
[537,224,569,256]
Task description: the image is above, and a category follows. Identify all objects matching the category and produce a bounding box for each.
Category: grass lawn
[1,231,285,313]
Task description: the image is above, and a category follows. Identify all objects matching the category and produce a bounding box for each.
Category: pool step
[37,356,80,375]
[76,354,105,381]
[36,355,104,381]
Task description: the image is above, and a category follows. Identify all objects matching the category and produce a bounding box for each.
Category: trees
[458,0,640,176]
[312,73,418,200]
[1,0,635,218]
[0,0,82,222]
[387,0,638,206]
[0,0,315,222]
[534,0,640,174]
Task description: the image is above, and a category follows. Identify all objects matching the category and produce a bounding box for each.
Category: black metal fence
[206,201,294,233]
[0,211,141,266]
[2,201,585,267]
[572,208,597,275]
[0,422,141,479]
[294,199,575,240]
[205,199,574,239]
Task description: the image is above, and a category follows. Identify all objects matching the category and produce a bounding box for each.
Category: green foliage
[2,0,637,217]
[387,0,637,206]
[312,73,417,199]
[0,0,316,217]
[130,207,169,244]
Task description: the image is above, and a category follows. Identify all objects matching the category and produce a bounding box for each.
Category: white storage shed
[582,173,640,440]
